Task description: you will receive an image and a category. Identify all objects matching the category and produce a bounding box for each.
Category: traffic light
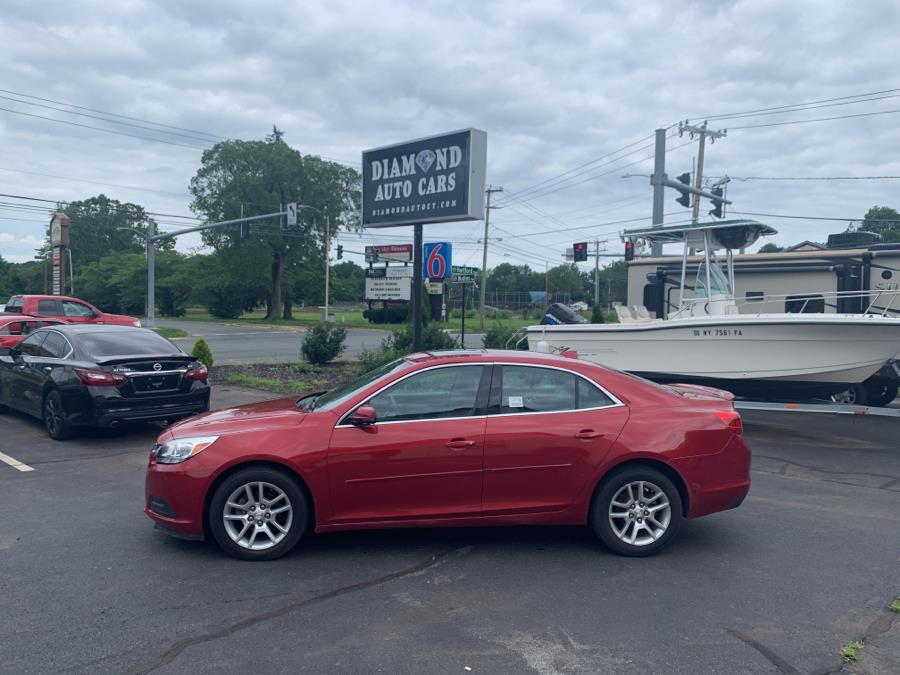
[709,187,725,218]
[336,244,343,260]
[573,242,588,262]
[240,222,250,239]
[624,240,635,261]
[675,172,692,208]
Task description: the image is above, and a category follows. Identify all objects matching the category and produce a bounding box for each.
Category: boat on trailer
[527,220,900,400]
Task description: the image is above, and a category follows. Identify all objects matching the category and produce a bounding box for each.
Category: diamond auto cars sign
[362,129,487,228]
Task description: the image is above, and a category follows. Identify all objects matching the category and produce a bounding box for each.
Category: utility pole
[323,216,330,322]
[649,128,667,256]
[593,238,607,307]
[678,121,726,224]
[146,219,156,327]
[479,185,503,331]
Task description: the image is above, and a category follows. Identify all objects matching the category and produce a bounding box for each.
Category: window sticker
[508,395,524,408]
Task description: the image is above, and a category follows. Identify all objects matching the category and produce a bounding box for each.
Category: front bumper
[144,451,213,538]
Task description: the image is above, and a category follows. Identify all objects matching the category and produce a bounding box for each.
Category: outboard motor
[541,302,587,325]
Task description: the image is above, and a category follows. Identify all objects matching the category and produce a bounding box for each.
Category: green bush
[363,305,409,324]
[301,323,347,365]
[590,305,605,323]
[191,337,214,368]
[387,323,456,352]
[482,322,528,350]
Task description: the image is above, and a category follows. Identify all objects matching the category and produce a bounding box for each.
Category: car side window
[498,365,577,414]
[578,378,615,409]
[16,332,48,356]
[367,365,484,423]
[5,298,22,313]
[62,301,95,317]
[37,300,59,315]
[41,331,71,359]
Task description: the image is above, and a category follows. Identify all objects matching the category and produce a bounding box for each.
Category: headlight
[154,436,219,464]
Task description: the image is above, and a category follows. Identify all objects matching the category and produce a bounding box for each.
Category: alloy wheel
[222,481,293,551]
[44,394,63,436]
[608,480,671,546]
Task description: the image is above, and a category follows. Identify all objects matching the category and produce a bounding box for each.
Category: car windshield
[313,358,412,412]
[78,331,184,359]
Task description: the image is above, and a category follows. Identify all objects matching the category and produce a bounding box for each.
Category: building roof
[785,241,826,251]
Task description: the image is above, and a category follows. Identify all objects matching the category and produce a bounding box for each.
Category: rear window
[77,331,183,359]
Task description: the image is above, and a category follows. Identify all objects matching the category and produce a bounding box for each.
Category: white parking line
[0,451,34,472]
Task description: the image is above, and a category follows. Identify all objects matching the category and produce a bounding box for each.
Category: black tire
[863,378,899,407]
[590,466,683,557]
[830,383,868,406]
[43,390,76,440]
[208,467,308,561]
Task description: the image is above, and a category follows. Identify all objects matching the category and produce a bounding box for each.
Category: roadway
[155,319,485,363]
[0,392,897,674]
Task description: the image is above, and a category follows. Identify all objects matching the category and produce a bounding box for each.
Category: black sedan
[0,325,210,439]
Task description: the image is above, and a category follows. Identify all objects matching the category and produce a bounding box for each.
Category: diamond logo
[415,149,436,173]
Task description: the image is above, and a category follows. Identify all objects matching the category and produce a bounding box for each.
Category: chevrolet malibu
[145,350,750,560]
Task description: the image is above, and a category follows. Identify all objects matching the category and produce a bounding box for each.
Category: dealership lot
[0,389,897,674]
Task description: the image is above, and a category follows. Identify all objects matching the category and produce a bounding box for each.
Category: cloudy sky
[1,0,899,270]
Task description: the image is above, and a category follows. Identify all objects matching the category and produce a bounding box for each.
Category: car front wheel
[591,466,683,556]
[208,467,308,561]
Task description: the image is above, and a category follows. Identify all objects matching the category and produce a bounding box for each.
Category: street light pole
[147,219,156,327]
[324,216,330,322]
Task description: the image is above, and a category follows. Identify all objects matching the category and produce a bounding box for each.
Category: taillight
[185,363,208,382]
[715,410,743,434]
[74,368,127,387]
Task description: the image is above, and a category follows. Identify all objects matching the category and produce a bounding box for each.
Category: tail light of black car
[74,368,128,387]
[185,363,208,382]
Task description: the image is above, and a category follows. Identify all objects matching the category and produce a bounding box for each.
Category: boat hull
[526,314,900,399]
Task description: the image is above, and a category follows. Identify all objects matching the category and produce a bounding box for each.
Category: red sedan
[0,315,66,348]
[145,350,750,560]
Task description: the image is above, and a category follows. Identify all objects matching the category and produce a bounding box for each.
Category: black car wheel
[830,383,868,406]
[43,390,76,441]
[590,466,683,557]
[208,467,308,561]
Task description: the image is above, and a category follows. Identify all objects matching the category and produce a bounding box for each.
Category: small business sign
[451,265,478,282]
[286,202,298,227]
[364,244,413,263]
[423,242,452,279]
[362,129,487,228]
[365,276,412,301]
[366,266,413,279]
[425,282,444,295]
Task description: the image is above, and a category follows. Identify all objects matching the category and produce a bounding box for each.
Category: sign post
[49,212,70,295]
[362,129,487,351]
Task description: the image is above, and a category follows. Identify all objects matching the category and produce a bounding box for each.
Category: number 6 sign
[422,242,452,279]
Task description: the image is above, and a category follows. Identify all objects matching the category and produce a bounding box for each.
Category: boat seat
[615,306,637,323]
[632,305,652,320]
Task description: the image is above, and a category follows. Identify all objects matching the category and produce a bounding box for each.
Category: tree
[189,134,361,319]
[862,205,900,243]
[52,194,168,267]
[758,243,784,253]
[546,264,584,301]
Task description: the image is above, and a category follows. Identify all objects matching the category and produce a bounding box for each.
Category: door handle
[575,429,605,440]
[445,438,476,449]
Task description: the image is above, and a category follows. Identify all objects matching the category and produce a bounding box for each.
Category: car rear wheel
[590,466,682,556]
[43,390,76,440]
[830,383,867,406]
[208,467,308,561]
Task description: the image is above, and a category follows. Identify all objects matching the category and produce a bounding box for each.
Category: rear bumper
[65,388,210,428]
[672,434,752,518]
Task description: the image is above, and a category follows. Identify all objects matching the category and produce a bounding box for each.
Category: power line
[732,209,900,224]
[0,106,208,150]
[729,107,900,130]
[0,94,221,145]
[730,175,900,181]
[694,87,900,122]
[0,166,193,198]
[0,88,226,140]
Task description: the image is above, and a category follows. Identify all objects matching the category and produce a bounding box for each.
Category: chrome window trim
[335,362,487,428]
[334,360,624,428]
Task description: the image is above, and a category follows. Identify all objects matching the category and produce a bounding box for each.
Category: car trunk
[99,356,195,397]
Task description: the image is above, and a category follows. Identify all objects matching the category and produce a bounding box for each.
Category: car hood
[101,313,141,326]
[164,396,308,438]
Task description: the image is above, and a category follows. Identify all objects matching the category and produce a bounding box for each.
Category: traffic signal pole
[594,237,600,307]
[650,128,667,256]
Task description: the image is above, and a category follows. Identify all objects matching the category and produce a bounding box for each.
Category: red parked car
[145,350,751,560]
[4,295,141,327]
[0,315,66,348]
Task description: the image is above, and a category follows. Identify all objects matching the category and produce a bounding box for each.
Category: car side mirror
[348,405,376,426]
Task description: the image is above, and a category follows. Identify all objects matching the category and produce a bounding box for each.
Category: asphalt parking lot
[1,389,897,674]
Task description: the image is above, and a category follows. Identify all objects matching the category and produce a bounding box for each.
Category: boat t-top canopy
[622,219,777,251]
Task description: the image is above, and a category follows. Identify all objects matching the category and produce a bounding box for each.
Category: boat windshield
[693,259,732,299]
